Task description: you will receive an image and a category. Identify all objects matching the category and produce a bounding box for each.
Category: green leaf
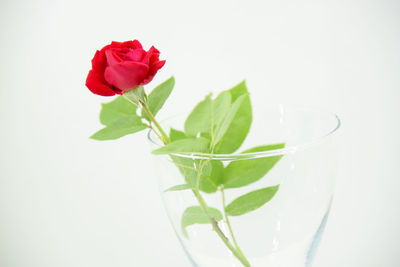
[214,95,246,144]
[184,94,212,136]
[99,96,138,126]
[215,81,252,154]
[169,128,187,142]
[181,206,223,238]
[223,143,285,188]
[152,137,210,155]
[200,132,211,140]
[226,185,280,216]
[170,156,198,187]
[165,184,191,192]
[182,91,231,139]
[142,77,175,120]
[213,91,231,126]
[199,160,224,193]
[91,116,147,140]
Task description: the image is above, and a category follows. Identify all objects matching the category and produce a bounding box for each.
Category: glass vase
[148,104,340,267]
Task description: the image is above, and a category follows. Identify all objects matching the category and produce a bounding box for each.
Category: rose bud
[86,40,166,96]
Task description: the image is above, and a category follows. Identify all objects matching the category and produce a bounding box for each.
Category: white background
[0,0,399,266]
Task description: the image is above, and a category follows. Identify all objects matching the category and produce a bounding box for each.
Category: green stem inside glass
[142,101,251,266]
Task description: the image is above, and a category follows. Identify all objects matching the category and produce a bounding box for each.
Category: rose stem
[221,186,247,260]
[140,101,170,144]
[192,187,251,267]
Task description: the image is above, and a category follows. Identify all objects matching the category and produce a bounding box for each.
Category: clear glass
[148,104,341,267]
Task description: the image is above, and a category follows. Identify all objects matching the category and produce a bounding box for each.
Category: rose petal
[91,50,107,79]
[141,46,159,65]
[131,40,143,49]
[110,41,128,48]
[150,60,166,74]
[124,48,146,62]
[110,40,142,49]
[140,60,166,85]
[86,70,117,96]
[105,49,123,67]
[149,51,161,67]
[104,61,149,91]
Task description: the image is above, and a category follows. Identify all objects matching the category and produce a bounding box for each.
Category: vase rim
[147,104,341,160]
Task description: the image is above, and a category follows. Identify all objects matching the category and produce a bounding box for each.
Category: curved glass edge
[147,106,341,161]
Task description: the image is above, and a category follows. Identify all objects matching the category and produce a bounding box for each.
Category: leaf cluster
[151,81,285,237]
[91,77,175,140]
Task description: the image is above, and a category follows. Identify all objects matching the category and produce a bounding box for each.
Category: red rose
[86,40,166,96]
